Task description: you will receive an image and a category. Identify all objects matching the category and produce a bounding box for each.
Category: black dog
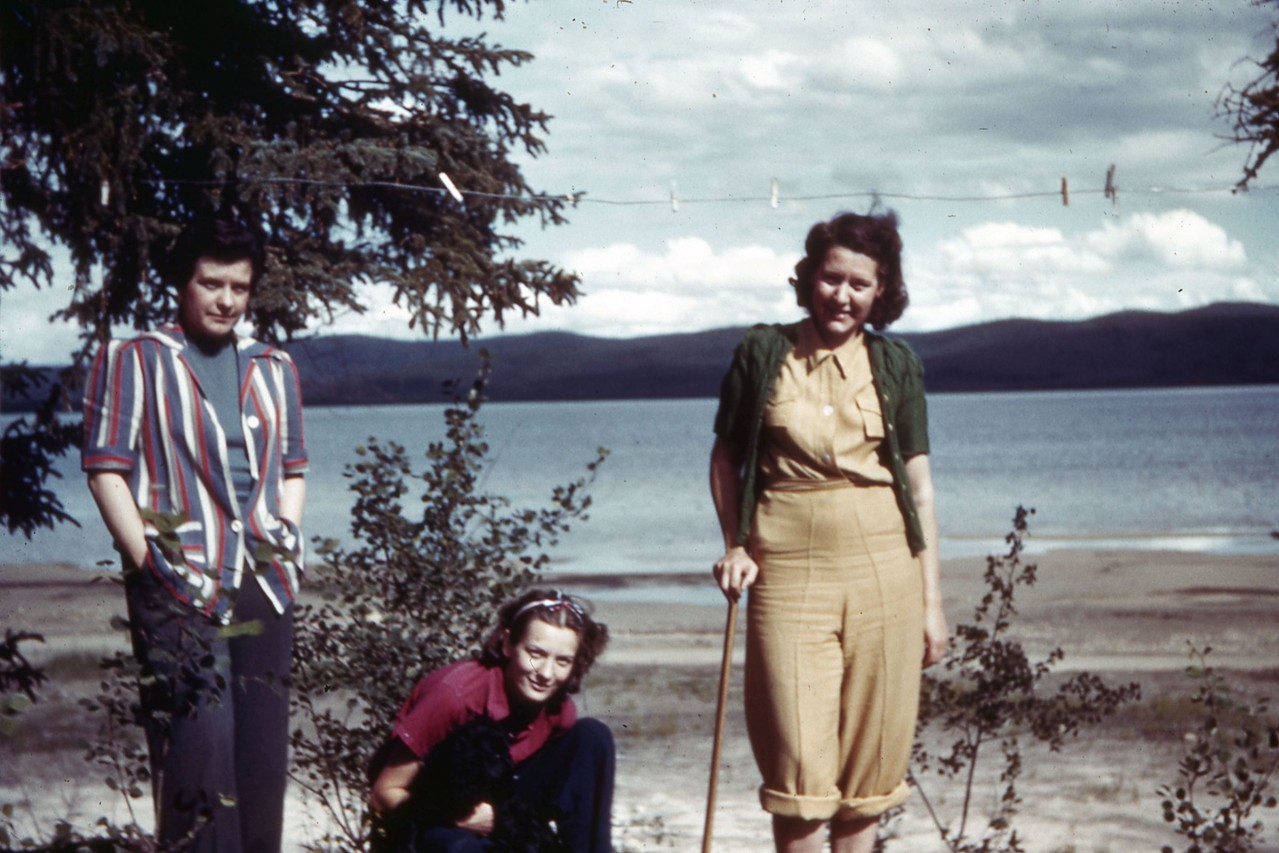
[380,714,568,853]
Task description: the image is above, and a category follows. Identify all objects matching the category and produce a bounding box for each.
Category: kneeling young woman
[371,590,613,852]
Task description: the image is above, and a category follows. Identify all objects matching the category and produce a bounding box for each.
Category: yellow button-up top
[759,320,894,487]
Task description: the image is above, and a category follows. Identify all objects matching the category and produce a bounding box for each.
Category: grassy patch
[1104,668,1279,741]
[39,650,111,683]
[0,693,101,756]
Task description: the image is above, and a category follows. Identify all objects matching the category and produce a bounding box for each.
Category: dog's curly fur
[379,715,568,853]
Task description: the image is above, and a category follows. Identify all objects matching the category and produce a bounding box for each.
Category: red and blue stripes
[82,325,308,622]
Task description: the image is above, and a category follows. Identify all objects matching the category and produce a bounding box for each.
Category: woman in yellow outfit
[710,211,948,853]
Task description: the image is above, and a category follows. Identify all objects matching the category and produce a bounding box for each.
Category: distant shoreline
[9,379,1278,418]
[6,527,1279,593]
[6,302,1279,412]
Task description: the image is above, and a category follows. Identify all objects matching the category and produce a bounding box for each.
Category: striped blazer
[82,324,308,622]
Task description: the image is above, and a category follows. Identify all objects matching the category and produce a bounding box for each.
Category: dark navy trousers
[412,717,616,853]
[125,566,293,853]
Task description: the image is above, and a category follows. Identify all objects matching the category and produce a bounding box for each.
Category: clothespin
[1104,164,1117,208]
[439,171,465,204]
[1060,176,1069,207]
[770,177,779,210]
[670,180,679,213]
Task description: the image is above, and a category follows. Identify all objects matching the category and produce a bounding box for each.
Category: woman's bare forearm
[87,471,148,567]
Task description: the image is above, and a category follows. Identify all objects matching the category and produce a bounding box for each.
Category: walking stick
[702,597,739,853]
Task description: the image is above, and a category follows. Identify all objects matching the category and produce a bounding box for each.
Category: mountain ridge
[5,302,1277,410]
[287,301,1279,404]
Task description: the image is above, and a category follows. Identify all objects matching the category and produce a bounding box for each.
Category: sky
[3,0,1278,363]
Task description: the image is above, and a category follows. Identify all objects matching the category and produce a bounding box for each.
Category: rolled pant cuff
[759,779,911,822]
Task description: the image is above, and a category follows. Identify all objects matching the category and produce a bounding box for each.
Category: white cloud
[317,283,417,339]
[494,206,1274,341]
[737,49,803,92]
[905,209,1265,330]
[564,238,792,292]
[1,286,81,365]
[520,238,801,336]
[935,222,1111,276]
[308,238,801,342]
[907,25,1035,90]
[517,288,709,338]
[809,37,903,92]
[1084,209,1247,269]
[1228,277,1268,302]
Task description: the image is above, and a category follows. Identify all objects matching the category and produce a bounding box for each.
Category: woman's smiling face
[502,618,581,708]
[809,246,882,348]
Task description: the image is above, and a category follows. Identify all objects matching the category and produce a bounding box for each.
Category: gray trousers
[125,566,293,853]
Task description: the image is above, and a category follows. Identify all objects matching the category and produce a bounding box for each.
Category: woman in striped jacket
[83,215,307,853]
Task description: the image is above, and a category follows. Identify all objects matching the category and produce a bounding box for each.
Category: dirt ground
[3,548,1279,851]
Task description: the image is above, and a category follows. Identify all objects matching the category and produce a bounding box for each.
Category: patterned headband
[513,592,586,624]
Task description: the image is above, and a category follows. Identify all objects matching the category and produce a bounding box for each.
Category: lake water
[4,386,1278,598]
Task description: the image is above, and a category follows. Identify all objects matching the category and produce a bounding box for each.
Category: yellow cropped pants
[745,480,923,822]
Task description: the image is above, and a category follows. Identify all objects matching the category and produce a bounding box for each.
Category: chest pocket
[854,388,886,441]
[763,385,799,431]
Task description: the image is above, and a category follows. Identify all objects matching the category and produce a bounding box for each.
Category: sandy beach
[3,548,1278,851]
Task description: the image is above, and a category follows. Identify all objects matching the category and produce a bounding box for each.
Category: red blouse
[391,660,576,764]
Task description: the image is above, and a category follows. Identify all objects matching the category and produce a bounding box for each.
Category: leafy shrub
[1,630,46,739]
[905,506,1142,853]
[1158,645,1279,853]
[2,624,161,850]
[289,358,606,851]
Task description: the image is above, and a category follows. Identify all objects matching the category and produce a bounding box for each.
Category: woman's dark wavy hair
[166,214,267,289]
[789,210,908,331]
[478,588,609,696]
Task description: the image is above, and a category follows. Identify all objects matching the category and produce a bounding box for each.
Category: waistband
[763,477,894,493]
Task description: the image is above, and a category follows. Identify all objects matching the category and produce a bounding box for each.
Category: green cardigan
[713,322,930,555]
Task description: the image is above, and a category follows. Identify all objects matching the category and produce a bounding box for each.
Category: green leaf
[2,693,33,714]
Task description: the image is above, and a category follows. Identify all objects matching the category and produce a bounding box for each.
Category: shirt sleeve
[391,674,471,760]
[712,338,752,448]
[275,351,308,476]
[81,340,143,473]
[894,345,930,458]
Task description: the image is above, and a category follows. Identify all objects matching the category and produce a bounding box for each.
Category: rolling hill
[287,302,1279,404]
[6,303,1278,410]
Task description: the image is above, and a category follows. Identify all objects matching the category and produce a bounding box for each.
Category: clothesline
[120,170,1275,210]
